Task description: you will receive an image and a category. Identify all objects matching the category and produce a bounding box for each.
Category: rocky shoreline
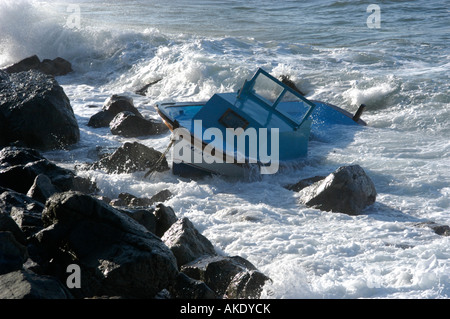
[0,57,270,299]
[1,57,448,299]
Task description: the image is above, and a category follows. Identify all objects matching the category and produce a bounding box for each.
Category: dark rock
[280,75,305,96]
[102,95,142,118]
[298,165,377,215]
[88,142,169,174]
[26,174,59,204]
[4,55,41,74]
[87,110,116,128]
[38,57,73,77]
[0,231,28,275]
[0,210,27,245]
[414,221,450,236]
[0,269,73,299]
[149,189,173,204]
[162,217,216,268]
[0,70,79,150]
[0,188,44,238]
[110,111,168,137]
[37,191,178,298]
[0,146,42,168]
[225,269,271,299]
[0,147,97,197]
[135,79,162,96]
[4,55,73,76]
[154,204,178,238]
[285,175,325,192]
[127,189,173,207]
[121,208,157,233]
[181,255,269,299]
[170,272,217,299]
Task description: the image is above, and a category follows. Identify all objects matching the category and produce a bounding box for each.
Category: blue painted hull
[155,69,365,177]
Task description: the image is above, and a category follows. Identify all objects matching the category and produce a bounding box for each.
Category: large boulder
[162,217,217,268]
[109,111,168,137]
[87,142,169,174]
[4,55,73,77]
[0,70,79,150]
[298,165,377,215]
[0,269,72,299]
[35,191,179,298]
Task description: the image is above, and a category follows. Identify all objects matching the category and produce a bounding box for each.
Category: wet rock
[135,79,162,96]
[110,111,168,137]
[4,55,73,76]
[114,189,173,208]
[414,221,450,236]
[102,95,142,118]
[0,231,28,275]
[162,217,216,268]
[285,175,326,192]
[87,110,116,128]
[170,272,217,299]
[0,188,45,238]
[0,147,97,197]
[0,269,72,299]
[154,204,178,238]
[0,70,79,150]
[181,255,270,299]
[298,165,377,215]
[120,208,157,233]
[88,142,169,174]
[225,269,271,299]
[0,210,27,245]
[26,174,60,204]
[36,191,179,298]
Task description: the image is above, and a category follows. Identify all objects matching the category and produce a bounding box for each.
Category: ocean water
[1,0,449,299]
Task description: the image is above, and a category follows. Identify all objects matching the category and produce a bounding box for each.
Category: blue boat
[155,68,365,177]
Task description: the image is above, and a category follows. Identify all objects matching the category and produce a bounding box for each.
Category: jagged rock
[0,211,26,245]
[162,217,216,268]
[4,55,73,76]
[0,269,73,299]
[170,272,217,299]
[120,208,156,233]
[225,269,271,299]
[0,188,44,238]
[0,70,79,150]
[35,191,178,298]
[154,204,178,238]
[114,189,173,208]
[87,110,116,128]
[298,165,377,215]
[181,255,270,299]
[87,142,169,174]
[0,231,28,275]
[102,95,142,117]
[110,111,168,137]
[26,174,60,204]
[0,147,97,197]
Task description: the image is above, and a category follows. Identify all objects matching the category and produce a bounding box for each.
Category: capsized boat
[155,68,366,177]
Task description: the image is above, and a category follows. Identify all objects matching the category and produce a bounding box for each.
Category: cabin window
[219,109,249,130]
